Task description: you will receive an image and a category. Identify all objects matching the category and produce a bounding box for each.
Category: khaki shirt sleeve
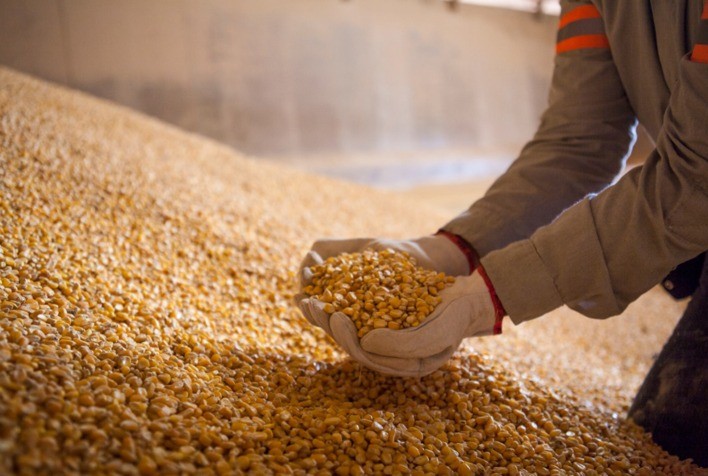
[444,0,636,257]
[487,55,708,323]
[445,1,708,322]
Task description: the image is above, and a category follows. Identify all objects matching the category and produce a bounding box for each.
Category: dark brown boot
[628,253,708,467]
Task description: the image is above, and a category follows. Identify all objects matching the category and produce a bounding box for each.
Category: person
[297,0,708,465]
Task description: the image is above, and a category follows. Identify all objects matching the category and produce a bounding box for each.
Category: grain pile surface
[0,67,705,475]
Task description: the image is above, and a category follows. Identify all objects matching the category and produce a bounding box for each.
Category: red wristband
[435,230,480,274]
[476,265,506,335]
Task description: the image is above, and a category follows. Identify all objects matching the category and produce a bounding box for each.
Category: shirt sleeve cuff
[481,198,622,324]
[481,239,563,324]
[477,265,506,334]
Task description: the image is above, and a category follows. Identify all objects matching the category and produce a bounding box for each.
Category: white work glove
[297,252,502,377]
[295,234,471,334]
[359,271,500,368]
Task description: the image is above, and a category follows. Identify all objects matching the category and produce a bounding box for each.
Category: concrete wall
[0,0,558,158]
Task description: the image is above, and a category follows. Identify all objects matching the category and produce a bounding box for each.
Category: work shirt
[443,0,708,323]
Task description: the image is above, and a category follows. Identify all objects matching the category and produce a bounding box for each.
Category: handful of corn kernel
[303,249,455,337]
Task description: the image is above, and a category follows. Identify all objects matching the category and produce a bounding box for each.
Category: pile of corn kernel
[0,66,705,475]
[303,249,455,337]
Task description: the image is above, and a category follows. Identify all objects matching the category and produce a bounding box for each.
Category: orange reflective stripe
[691,44,708,63]
[558,4,601,29]
[556,34,610,54]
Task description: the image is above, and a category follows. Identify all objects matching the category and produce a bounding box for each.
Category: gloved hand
[297,265,504,378]
[294,233,471,345]
[359,270,504,371]
[295,233,500,377]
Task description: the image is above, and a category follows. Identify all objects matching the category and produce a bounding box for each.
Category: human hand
[296,264,503,377]
[295,233,470,338]
[294,233,495,377]
[358,270,504,374]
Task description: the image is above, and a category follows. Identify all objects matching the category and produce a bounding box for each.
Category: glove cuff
[477,265,506,335]
[435,230,479,275]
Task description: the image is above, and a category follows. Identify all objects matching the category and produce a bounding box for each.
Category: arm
[444,1,637,256]
[477,6,708,321]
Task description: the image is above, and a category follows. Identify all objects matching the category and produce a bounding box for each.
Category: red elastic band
[435,230,480,275]
[476,265,506,335]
